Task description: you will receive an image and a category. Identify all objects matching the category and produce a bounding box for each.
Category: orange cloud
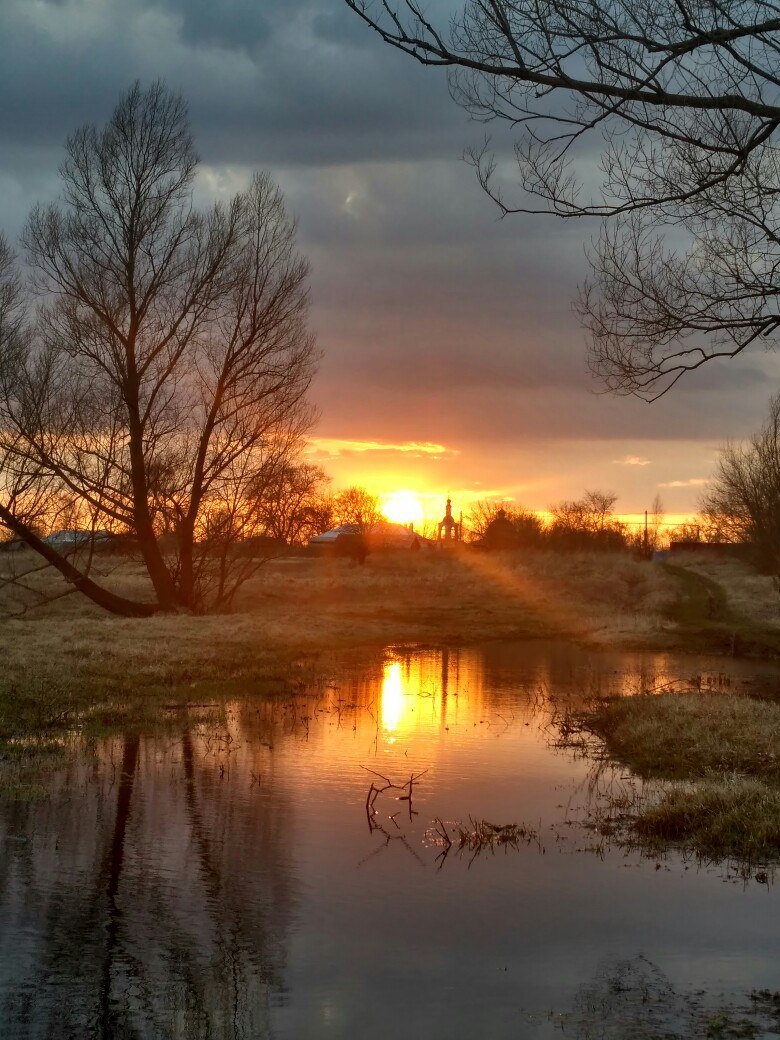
[658,478,709,488]
[613,455,652,466]
[306,438,458,460]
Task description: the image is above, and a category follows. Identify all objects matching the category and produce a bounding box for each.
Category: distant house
[309,521,431,555]
[43,529,115,550]
[365,521,431,552]
[309,523,361,546]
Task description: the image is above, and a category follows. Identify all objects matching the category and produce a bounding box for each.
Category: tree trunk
[126,404,182,612]
[0,504,160,617]
[176,520,198,612]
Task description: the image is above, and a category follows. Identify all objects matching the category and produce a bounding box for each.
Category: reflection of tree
[100,735,141,1040]
[0,724,295,1038]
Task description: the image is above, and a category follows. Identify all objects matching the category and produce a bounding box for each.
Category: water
[1,640,779,1039]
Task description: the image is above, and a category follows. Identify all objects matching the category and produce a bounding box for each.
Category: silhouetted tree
[257,462,332,544]
[332,486,383,532]
[701,394,780,571]
[626,493,667,555]
[0,82,316,614]
[548,490,628,551]
[669,521,706,543]
[344,0,780,398]
[466,500,543,547]
[649,494,666,553]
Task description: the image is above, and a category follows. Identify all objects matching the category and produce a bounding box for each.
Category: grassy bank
[659,558,780,655]
[570,692,780,863]
[0,546,679,702]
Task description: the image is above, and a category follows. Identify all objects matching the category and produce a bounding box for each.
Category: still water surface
[1,640,779,1038]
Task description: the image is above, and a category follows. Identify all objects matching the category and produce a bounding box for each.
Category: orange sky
[305,435,704,528]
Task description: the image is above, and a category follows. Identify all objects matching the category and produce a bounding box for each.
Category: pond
[1,640,779,1039]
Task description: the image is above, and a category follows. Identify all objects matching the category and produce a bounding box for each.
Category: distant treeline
[465,491,663,554]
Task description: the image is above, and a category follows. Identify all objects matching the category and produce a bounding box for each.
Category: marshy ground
[557,689,780,866]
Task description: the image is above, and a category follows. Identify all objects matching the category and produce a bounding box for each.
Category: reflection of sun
[381,661,405,732]
[381,490,424,526]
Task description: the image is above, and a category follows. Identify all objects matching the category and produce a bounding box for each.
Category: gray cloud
[0,0,472,167]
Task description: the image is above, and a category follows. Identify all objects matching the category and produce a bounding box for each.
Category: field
[2,546,780,680]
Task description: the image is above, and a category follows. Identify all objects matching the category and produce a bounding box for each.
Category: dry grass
[448,817,538,853]
[1,547,779,702]
[0,549,569,796]
[516,549,678,641]
[677,553,780,629]
[0,549,681,690]
[0,551,551,687]
[1,546,779,801]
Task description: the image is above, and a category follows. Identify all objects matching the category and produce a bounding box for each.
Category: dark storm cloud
[0,0,472,167]
[150,0,376,52]
[279,156,776,443]
[153,0,274,51]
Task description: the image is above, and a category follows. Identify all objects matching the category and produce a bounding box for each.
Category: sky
[0,0,776,527]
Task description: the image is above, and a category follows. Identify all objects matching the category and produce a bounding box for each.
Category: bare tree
[648,493,666,552]
[332,486,383,532]
[701,394,780,570]
[548,489,627,550]
[257,461,333,544]
[0,83,317,615]
[671,521,704,543]
[550,490,619,533]
[344,0,780,397]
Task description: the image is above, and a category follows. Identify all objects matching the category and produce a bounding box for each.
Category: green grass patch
[634,778,780,862]
[572,691,780,864]
[584,692,780,782]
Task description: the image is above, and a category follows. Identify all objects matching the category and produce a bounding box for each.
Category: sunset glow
[380,660,405,733]
[381,489,425,527]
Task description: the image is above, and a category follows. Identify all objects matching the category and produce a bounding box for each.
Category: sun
[381,489,425,526]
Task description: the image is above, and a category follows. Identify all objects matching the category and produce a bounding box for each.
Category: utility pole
[643,510,649,557]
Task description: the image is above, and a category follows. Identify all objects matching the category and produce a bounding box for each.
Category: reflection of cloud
[306,438,458,460]
[658,478,709,488]
[613,455,651,466]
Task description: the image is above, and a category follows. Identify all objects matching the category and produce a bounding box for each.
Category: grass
[0,548,674,707]
[658,557,780,655]
[570,691,780,863]
[634,778,780,862]
[582,692,780,782]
